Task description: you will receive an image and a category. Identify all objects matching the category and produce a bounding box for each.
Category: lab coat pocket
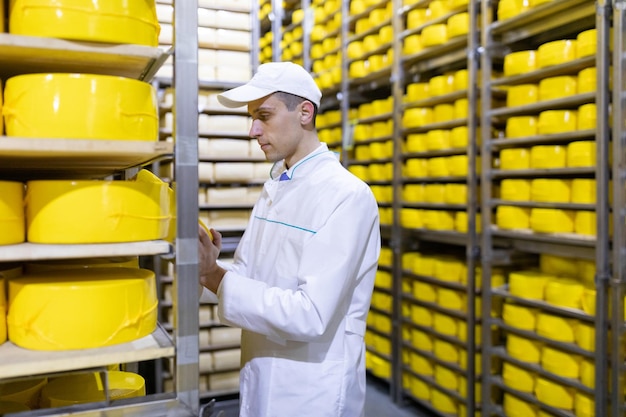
[274,225,309,287]
[267,357,344,417]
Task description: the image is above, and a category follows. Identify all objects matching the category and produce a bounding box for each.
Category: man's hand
[198,225,227,294]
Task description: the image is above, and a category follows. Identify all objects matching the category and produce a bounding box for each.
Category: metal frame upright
[611,2,626,416]
[173,1,201,415]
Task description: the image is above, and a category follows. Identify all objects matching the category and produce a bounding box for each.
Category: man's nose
[249,120,262,138]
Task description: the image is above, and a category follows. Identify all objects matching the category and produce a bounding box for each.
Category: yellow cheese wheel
[428,74,454,96]
[506,116,538,138]
[538,76,577,101]
[431,389,457,414]
[537,39,577,68]
[402,107,433,128]
[503,394,537,417]
[535,377,575,409]
[530,208,575,233]
[529,145,567,168]
[578,67,596,93]
[8,268,157,350]
[507,84,539,107]
[567,140,596,167]
[410,352,434,376]
[545,277,584,309]
[9,0,159,46]
[496,205,530,229]
[498,0,530,20]
[403,33,423,55]
[40,371,145,408]
[576,29,597,58]
[578,103,596,130]
[539,254,578,277]
[400,209,420,229]
[0,181,24,245]
[411,328,432,352]
[502,302,537,331]
[447,13,469,39]
[26,170,170,244]
[406,8,427,30]
[406,82,429,102]
[506,334,541,363]
[425,129,450,150]
[575,393,594,417]
[434,365,458,390]
[537,313,576,342]
[444,183,467,204]
[4,73,158,140]
[433,339,459,364]
[0,377,46,409]
[504,50,537,76]
[502,362,535,393]
[575,211,596,236]
[500,179,531,201]
[433,103,454,123]
[500,147,530,169]
[509,270,549,300]
[530,178,571,202]
[541,346,580,378]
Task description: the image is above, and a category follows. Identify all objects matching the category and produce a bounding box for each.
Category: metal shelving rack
[480,1,612,416]
[0,1,202,416]
[394,1,482,415]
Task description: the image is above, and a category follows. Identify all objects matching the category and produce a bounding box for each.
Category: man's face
[247,94,304,167]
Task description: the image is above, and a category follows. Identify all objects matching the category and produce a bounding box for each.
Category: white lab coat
[214,143,381,417]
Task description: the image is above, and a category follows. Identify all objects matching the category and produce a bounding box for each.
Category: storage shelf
[491,56,595,87]
[491,199,596,211]
[0,137,173,180]
[492,285,595,323]
[489,92,595,118]
[491,167,595,179]
[490,0,595,45]
[0,325,174,380]
[0,241,172,262]
[0,33,167,80]
[490,129,595,150]
[493,347,594,396]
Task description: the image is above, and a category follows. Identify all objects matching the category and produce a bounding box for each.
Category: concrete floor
[206,375,435,417]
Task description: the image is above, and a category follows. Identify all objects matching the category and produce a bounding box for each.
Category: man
[198,62,381,417]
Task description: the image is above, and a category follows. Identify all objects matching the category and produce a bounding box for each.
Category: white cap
[217,62,322,108]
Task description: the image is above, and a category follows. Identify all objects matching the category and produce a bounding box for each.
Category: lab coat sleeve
[216,186,380,343]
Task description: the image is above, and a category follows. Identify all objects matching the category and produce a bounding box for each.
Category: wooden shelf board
[0,241,172,262]
[0,137,173,179]
[0,325,175,380]
[0,34,166,80]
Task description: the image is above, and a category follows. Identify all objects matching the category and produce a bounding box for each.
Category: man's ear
[300,100,315,124]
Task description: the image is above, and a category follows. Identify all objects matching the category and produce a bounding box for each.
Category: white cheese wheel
[208,371,240,390]
[8,268,157,350]
[207,187,249,204]
[207,139,250,158]
[213,349,241,371]
[214,163,254,182]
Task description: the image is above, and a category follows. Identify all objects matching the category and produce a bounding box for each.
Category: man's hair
[273,91,318,126]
